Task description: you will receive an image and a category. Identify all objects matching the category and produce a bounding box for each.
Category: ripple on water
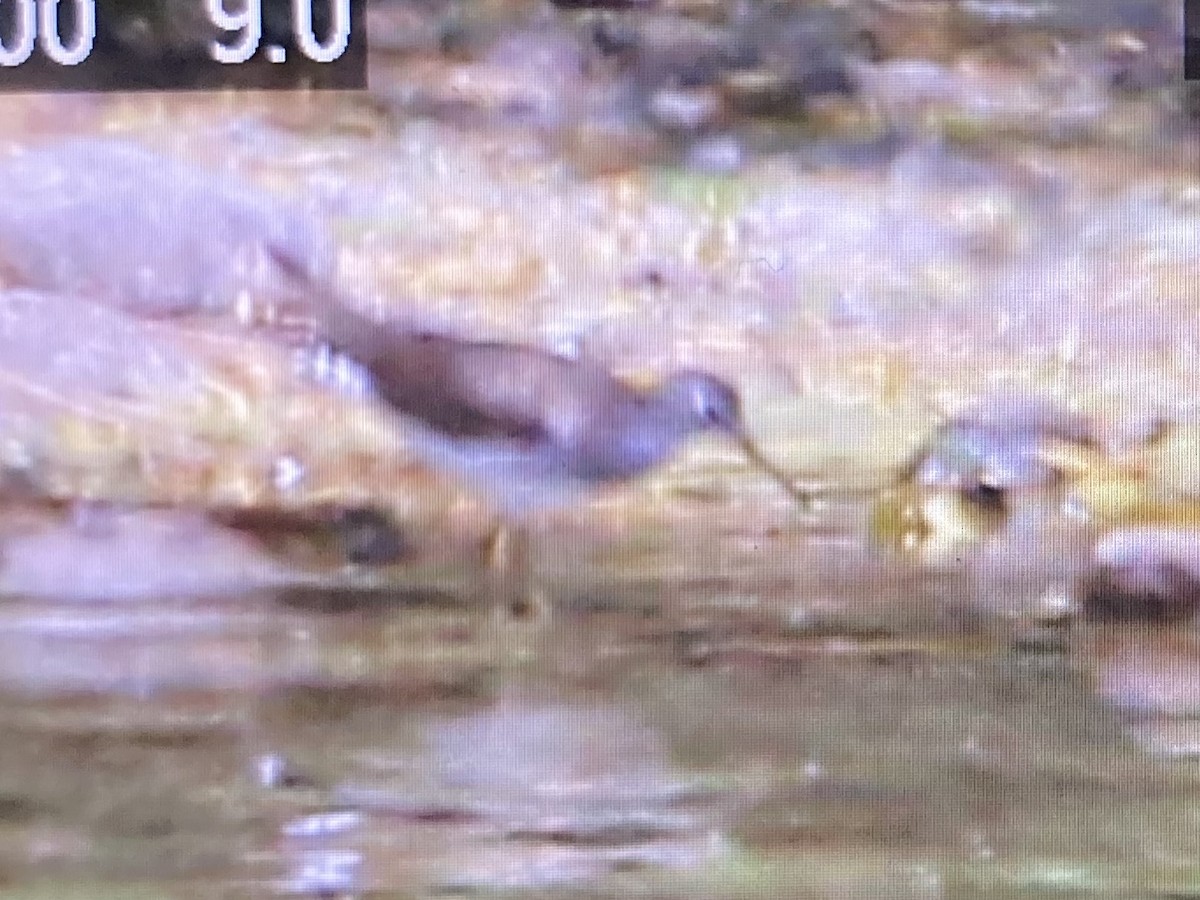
[274,698,730,892]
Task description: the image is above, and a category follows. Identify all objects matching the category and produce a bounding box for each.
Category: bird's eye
[688,383,734,427]
[700,397,733,427]
[693,393,720,422]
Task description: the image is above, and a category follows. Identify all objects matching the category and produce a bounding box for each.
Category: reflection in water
[0,517,1192,896]
[278,699,727,893]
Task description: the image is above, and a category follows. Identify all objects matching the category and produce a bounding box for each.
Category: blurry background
[0,1,1195,897]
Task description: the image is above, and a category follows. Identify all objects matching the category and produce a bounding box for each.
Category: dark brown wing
[326,316,623,446]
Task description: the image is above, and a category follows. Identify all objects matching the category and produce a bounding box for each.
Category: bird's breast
[575,419,679,481]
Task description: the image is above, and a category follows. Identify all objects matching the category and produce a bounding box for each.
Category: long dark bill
[736,433,815,508]
[736,433,913,509]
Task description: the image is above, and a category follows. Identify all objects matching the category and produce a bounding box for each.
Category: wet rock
[1082,565,1200,625]
[869,481,1011,561]
[0,139,336,316]
[1079,527,1200,625]
[907,396,1098,496]
[872,397,1101,560]
[212,504,410,570]
[0,288,213,493]
[0,506,291,601]
[1088,627,1200,717]
[333,507,408,566]
[0,289,203,398]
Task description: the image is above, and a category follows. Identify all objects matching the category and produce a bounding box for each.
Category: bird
[307,304,810,621]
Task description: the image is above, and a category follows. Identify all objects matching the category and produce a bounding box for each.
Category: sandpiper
[311,305,809,620]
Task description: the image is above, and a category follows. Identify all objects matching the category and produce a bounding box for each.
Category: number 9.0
[207,0,351,65]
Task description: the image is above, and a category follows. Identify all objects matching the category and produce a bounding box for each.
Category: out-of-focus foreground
[0,1,1196,896]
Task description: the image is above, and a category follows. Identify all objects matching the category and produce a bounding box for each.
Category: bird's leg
[481,520,551,624]
[480,519,513,604]
[507,523,551,623]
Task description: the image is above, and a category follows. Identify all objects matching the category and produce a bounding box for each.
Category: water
[0,1,1191,895]
[0,509,1191,899]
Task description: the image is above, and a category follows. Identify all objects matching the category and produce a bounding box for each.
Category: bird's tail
[243,251,421,370]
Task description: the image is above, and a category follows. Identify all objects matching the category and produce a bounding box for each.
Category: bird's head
[658,370,744,435]
[656,369,811,506]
